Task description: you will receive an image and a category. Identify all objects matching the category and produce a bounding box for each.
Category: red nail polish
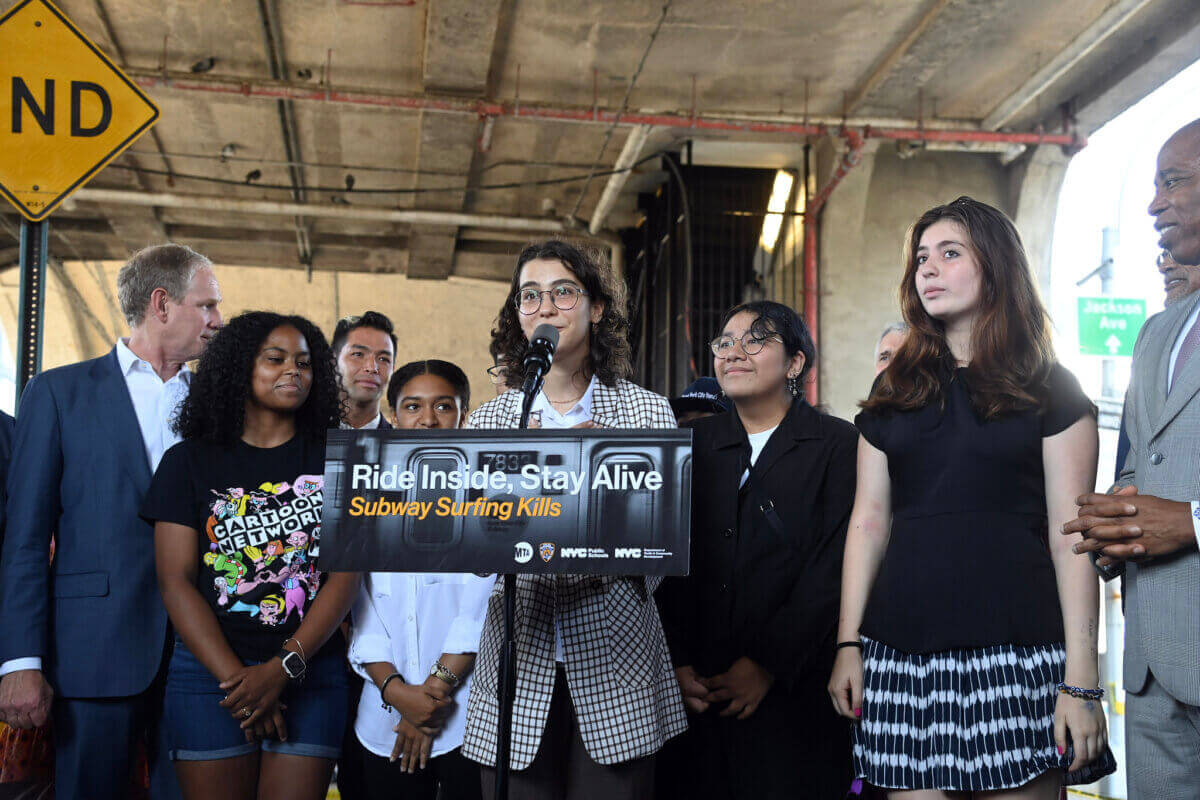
[854,708,862,718]
[1057,746,1064,755]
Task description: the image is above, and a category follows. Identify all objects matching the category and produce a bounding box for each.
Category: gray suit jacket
[1113,290,1200,704]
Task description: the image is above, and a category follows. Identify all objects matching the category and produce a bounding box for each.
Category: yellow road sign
[0,0,159,221]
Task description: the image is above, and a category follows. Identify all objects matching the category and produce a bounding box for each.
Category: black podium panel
[318,428,691,575]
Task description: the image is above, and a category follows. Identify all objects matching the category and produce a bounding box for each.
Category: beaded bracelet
[379,672,405,711]
[1055,681,1104,701]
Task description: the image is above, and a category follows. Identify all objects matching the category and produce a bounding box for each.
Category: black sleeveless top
[854,363,1096,654]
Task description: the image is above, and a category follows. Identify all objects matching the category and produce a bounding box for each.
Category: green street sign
[1078,297,1146,356]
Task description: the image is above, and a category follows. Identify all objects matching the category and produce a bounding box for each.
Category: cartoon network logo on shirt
[210,476,323,555]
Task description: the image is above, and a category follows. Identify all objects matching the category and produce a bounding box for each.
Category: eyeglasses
[486,365,507,385]
[710,333,781,358]
[515,284,589,315]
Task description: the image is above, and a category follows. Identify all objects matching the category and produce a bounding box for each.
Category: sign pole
[16,218,48,403]
[1099,226,1117,398]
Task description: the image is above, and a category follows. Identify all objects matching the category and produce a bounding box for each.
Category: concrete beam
[983,0,1155,131]
[846,0,952,112]
[423,0,505,94]
[411,0,506,278]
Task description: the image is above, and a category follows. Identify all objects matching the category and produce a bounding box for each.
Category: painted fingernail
[854,708,862,718]
[1057,746,1064,755]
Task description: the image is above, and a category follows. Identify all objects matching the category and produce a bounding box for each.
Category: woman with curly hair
[141,311,361,800]
[462,240,687,800]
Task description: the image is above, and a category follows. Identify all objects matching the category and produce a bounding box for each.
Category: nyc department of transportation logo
[539,542,555,562]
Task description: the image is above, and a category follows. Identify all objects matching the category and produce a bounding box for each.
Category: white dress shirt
[0,340,191,678]
[349,572,493,759]
[341,412,385,430]
[1166,300,1200,551]
[529,376,597,660]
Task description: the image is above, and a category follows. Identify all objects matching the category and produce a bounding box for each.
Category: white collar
[531,374,597,419]
[116,338,191,382]
[341,412,384,430]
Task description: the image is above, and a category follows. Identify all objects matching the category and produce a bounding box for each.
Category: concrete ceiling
[2,0,1199,279]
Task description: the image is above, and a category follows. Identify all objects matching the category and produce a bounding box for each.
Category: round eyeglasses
[515,284,589,315]
[710,333,780,358]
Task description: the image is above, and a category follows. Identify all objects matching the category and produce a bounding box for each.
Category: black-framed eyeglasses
[486,365,508,384]
[515,284,589,315]
[710,333,780,358]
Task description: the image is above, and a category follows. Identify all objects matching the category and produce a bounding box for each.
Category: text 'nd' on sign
[0,0,159,221]
[1077,296,1146,357]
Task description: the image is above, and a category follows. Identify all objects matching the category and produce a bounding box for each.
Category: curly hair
[174,311,343,444]
[861,196,1055,419]
[491,240,631,387]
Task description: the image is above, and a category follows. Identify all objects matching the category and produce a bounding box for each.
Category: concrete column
[1009,144,1072,299]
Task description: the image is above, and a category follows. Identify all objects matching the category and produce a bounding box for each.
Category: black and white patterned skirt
[853,637,1116,791]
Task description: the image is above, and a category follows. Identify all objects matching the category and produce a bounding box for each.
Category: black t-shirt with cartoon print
[142,435,326,662]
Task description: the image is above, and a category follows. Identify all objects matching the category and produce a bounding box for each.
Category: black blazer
[660,399,857,691]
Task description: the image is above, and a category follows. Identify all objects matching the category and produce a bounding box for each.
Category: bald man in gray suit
[1066,119,1200,799]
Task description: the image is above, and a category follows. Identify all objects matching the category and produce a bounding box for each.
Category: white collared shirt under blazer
[460,379,688,770]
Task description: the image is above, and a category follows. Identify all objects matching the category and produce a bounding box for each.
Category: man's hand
[702,657,774,720]
[1063,486,1197,564]
[0,670,54,729]
[674,665,710,714]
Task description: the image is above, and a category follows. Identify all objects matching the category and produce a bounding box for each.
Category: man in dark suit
[333,311,396,430]
[0,410,14,554]
[0,244,222,799]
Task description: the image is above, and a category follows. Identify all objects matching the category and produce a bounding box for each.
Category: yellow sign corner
[0,0,160,221]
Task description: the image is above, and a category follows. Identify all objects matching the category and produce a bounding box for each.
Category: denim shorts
[164,637,349,761]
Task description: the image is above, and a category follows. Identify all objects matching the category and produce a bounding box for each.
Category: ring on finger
[241,707,252,719]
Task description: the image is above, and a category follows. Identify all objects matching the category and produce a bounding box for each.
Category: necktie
[1170,312,1200,392]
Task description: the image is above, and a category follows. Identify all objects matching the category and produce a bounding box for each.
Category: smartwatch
[278,648,306,680]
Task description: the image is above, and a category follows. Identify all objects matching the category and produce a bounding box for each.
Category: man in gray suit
[1066,118,1200,798]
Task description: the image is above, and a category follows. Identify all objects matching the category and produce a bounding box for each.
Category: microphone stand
[494,372,543,800]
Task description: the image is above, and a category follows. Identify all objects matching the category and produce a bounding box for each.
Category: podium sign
[318,428,691,575]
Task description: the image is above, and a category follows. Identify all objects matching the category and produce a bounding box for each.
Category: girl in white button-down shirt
[349,360,493,800]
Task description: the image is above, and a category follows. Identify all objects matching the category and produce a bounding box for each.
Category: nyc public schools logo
[539,542,555,562]
[514,541,533,564]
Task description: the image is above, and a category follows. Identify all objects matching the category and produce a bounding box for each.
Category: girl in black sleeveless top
[828,197,1115,797]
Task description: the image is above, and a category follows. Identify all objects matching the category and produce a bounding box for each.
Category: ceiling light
[759,170,794,252]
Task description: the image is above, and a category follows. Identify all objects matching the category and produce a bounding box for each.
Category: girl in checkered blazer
[461,240,687,799]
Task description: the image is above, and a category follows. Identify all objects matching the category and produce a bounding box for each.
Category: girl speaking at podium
[462,240,686,800]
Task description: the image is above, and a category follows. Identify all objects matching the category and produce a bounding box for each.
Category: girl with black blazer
[658,300,856,799]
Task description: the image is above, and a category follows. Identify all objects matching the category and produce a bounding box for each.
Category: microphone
[519,324,559,428]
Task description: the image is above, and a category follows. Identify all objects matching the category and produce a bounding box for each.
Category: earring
[786,374,799,397]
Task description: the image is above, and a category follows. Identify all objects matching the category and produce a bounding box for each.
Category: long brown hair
[861,196,1055,419]
[491,239,632,387]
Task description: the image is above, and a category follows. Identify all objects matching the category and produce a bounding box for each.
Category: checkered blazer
[460,379,688,769]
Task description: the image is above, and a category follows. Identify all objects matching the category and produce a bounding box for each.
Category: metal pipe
[802,128,865,405]
[72,187,626,277]
[74,187,571,232]
[589,125,651,235]
[124,68,1085,148]
[983,0,1154,130]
